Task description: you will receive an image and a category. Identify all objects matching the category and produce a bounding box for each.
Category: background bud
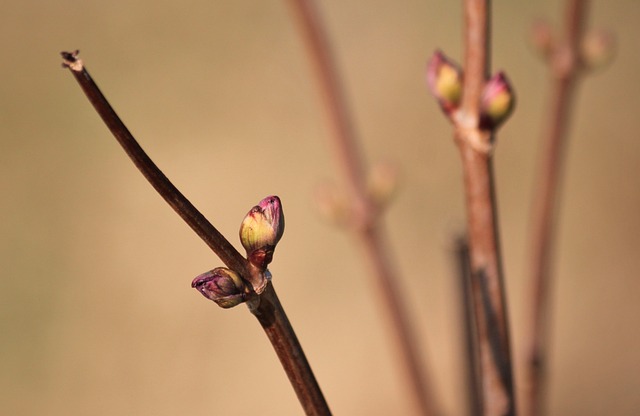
[367,160,399,209]
[313,181,350,226]
[192,267,246,308]
[581,29,616,71]
[427,50,463,115]
[479,72,515,130]
[529,19,554,58]
[239,195,285,270]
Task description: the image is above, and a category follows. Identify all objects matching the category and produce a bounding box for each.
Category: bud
[367,161,399,208]
[314,182,350,226]
[529,19,554,58]
[191,267,246,309]
[427,50,463,115]
[479,71,515,130]
[239,195,285,270]
[581,29,615,71]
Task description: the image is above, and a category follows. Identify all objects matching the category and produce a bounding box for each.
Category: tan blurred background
[2,1,639,415]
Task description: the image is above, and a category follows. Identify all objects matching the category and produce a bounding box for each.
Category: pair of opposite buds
[427,50,515,131]
[192,195,285,308]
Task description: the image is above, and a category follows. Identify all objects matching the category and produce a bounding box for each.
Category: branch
[453,236,482,416]
[522,2,592,415]
[454,1,516,415]
[60,51,331,416]
[285,2,441,415]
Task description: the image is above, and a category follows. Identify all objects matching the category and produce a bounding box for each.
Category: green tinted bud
[427,50,463,115]
[480,72,515,130]
[239,195,285,270]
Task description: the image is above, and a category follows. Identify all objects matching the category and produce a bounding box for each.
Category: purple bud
[191,267,246,309]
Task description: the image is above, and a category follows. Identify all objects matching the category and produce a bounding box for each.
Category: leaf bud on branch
[192,267,246,309]
[427,50,463,118]
[239,195,285,271]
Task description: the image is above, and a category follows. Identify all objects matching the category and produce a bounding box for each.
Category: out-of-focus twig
[285,1,440,415]
[61,51,331,416]
[453,236,482,416]
[522,2,597,415]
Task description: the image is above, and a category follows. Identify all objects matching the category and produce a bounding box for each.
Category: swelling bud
[192,267,246,309]
[480,72,515,130]
[239,195,285,270]
[427,50,463,116]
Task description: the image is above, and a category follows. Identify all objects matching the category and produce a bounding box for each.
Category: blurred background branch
[522,1,615,415]
[286,0,440,414]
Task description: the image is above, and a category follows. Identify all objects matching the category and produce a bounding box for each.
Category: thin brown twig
[453,1,516,415]
[285,1,440,415]
[60,50,331,416]
[522,2,589,416]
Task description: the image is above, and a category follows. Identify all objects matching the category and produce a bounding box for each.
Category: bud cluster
[528,19,616,73]
[426,50,515,131]
[191,195,285,306]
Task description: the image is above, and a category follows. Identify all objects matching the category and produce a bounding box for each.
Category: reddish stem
[454,1,516,415]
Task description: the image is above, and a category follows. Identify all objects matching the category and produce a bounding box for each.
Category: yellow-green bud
[427,50,463,116]
[239,195,285,270]
[480,72,515,130]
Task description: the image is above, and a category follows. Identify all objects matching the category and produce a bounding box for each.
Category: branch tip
[61,50,83,71]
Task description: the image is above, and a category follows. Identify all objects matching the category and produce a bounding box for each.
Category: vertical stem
[457,141,515,416]
[456,1,516,415]
[454,237,482,416]
[522,76,576,416]
[285,0,368,211]
[286,1,440,415]
[462,0,490,117]
[522,2,588,415]
[356,225,438,416]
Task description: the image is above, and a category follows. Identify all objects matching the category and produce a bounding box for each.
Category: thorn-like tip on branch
[60,50,83,71]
